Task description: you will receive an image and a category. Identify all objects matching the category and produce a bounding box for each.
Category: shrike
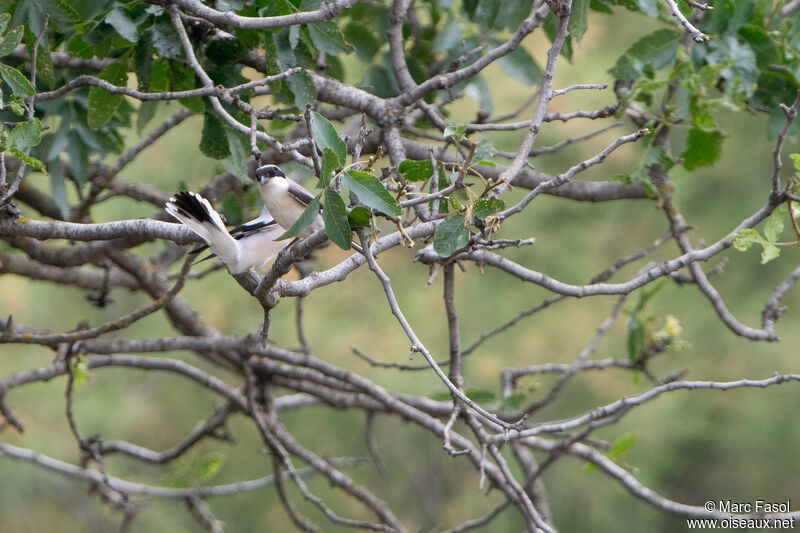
[165,191,287,274]
[255,164,323,238]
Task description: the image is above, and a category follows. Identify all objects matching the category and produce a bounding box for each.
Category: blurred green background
[2,6,800,533]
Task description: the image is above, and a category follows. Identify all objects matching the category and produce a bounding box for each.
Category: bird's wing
[287,180,321,210]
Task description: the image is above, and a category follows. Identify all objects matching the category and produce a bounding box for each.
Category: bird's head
[256,165,286,186]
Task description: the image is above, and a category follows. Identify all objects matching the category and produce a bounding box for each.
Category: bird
[255,164,324,239]
[165,191,287,274]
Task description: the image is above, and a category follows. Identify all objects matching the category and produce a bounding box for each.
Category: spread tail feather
[165,191,238,264]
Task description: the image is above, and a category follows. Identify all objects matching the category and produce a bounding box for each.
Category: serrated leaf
[434,213,470,257]
[0,63,34,97]
[472,197,505,220]
[277,194,321,240]
[199,112,230,159]
[319,147,338,188]
[347,206,371,228]
[308,21,353,55]
[342,170,403,216]
[10,148,47,174]
[322,189,351,250]
[0,25,24,57]
[87,59,128,130]
[11,118,43,151]
[682,128,724,170]
[311,111,347,165]
[610,431,639,458]
[105,8,138,43]
[398,159,433,182]
[763,206,786,242]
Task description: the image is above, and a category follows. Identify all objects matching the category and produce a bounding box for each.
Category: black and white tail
[166,191,238,267]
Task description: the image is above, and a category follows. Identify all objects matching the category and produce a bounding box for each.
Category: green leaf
[569,0,590,43]
[137,101,159,135]
[398,159,433,182]
[342,170,403,216]
[732,228,760,251]
[738,24,779,68]
[497,46,542,86]
[221,193,244,227]
[319,147,339,188]
[790,153,800,172]
[150,61,170,92]
[11,118,43,151]
[0,13,10,34]
[433,16,462,53]
[277,194,322,240]
[473,138,496,165]
[134,29,154,91]
[626,314,645,360]
[287,70,317,110]
[199,112,231,160]
[87,59,128,130]
[609,29,680,80]
[10,148,47,174]
[761,243,780,264]
[476,0,502,31]
[152,20,181,58]
[610,431,639,458]
[322,189,352,250]
[0,63,34,97]
[0,25,24,57]
[681,128,724,170]
[472,197,505,220]
[71,354,90,388]
[222,128,249,181]
[500,392,526,410]
[444,124,468,138]
[761,244,781,265]
[26,26,54,88]
[763,205,786,242]
[434,213,471,257]
[311,111,347,165]
[343,22,380,62]
[465,388,496,403]
[105,8,138,43]
[347,206,371,228]
[193,452,225,483]
[308,21,353,55]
